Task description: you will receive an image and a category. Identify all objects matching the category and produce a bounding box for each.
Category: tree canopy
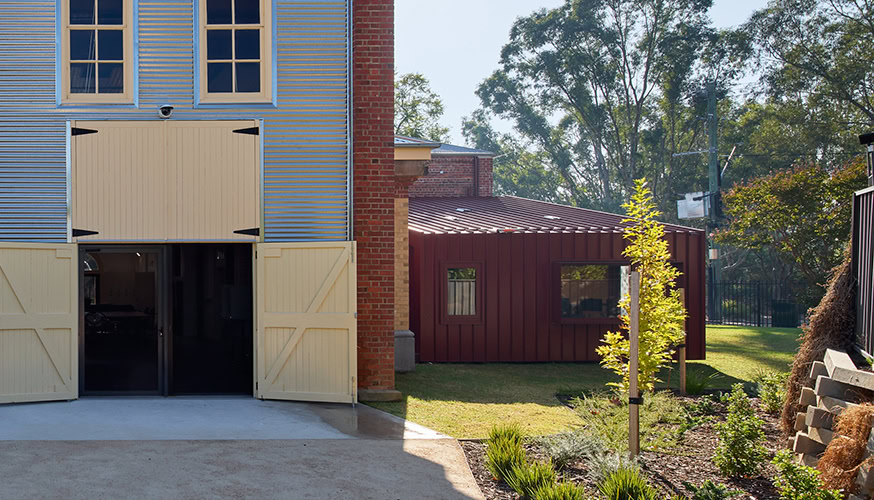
[394,73,450,142]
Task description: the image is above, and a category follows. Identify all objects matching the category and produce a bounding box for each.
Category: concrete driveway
[0,398,483,500]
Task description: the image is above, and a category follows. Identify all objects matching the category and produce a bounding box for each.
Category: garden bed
[461,392,785,499]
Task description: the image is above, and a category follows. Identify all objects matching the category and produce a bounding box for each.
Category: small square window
[70,0,95,24]
[70,30,96,60]
[70,63,96,93]
[559,264,629,319]
[97,0,123,24]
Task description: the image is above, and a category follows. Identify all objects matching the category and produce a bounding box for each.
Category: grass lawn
[367,325,801,439]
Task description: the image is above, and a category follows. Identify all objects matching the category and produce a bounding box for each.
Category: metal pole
[707,82,722,322]
[629,271,641,459]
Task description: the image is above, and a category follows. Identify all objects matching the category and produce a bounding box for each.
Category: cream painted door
[0,243,78,404]
[71,120,259,242]
[256,242,357,403]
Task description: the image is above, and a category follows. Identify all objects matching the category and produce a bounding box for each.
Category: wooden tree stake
[679,288,687,396]
[629,271,641,458]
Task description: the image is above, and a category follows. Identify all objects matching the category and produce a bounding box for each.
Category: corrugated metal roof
[408,196,703,234]
[394,135,442,148]
[431,143,496,157]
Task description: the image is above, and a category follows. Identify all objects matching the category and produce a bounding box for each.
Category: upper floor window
[199,0,272,103]
[61,0,134,103]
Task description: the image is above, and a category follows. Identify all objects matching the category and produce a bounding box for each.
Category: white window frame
[198,0,273,104]
[60,0,134,104]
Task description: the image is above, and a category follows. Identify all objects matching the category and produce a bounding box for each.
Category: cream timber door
[71,120,260,242]
[256,242,357,403]
[0,243,78,404]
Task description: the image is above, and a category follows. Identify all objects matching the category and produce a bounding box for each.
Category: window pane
[234,0,260,24]
[206,0,232,24]
[234,29,260,59]
[235,62,260,92]
[207,30,232,60]
[97,0,123,24]
[70,0,95,25]
[560,264,627,318]
[97,63,123,93]
[97,30,123,60]
[70,30,96,60]
[207,62,233,92]
[70,63,96,93]
[447,267,476,316]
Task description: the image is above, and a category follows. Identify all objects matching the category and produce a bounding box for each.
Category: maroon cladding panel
[410,230,707,363]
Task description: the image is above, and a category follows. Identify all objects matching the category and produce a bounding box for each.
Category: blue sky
[395,0,766,145]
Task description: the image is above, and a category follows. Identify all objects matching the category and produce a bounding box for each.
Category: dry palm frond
[781,249,857,436]
[817,403,874,493]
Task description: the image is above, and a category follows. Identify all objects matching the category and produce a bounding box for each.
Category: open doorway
[170,244,253,395]
[80,244,253,396]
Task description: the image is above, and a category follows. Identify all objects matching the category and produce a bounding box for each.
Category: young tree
[394,73,450,142]
[597,179,686,392]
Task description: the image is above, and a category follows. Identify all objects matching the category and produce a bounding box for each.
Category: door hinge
[71,127,98,136]
[233,127,259,136]
[234,227,260,237]
[72,228,99,237]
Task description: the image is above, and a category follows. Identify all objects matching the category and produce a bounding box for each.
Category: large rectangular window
[199,0,272,103]
[559,264,630,320]
[61,0,134,103]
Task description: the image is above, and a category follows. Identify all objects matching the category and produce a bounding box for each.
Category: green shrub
[755,371,789,414]
[685,369,722,396]
[572,391,686,453]
[505,460,557,499]
[485,437,526,482]
[489,423,524,447]
[713,383,768,477]
[771,450,842,500]
[537,431,601,470]
[533,481,586,500]
[682,480,742,500]
[597,467,660,500]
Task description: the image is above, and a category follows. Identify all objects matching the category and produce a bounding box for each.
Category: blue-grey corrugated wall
[0,0,349,242]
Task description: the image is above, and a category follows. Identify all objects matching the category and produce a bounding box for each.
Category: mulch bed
[460,396,784,499]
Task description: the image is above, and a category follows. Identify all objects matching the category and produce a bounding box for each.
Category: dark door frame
[78,244,170,396]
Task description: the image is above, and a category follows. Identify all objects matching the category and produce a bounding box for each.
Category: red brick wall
[409,156,493,198]
[352,0,395,391]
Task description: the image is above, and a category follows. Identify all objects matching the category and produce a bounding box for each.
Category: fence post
[629,271,641,459]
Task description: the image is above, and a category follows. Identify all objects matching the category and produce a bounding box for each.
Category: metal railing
[708,282,804,328]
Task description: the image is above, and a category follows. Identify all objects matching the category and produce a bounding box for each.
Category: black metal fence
[707,282,805,328]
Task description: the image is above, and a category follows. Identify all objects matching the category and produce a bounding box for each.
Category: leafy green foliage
[473,0,721,213]
[394,73,449,142]
[714,160,868,302]
[771,450,842,500]
[755,371,789,414]
[685,369,723,396]
[533,481,586,500]
[597,180,686,392]
[597,467,661,500]
[713,384,768,477]
[572,391,686,454]
[682,480,743,500]
[505,460,557,499]
[485,424,526,482]
[536,431,602,470]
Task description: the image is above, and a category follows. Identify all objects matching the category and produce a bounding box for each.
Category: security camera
[157,105,174,119]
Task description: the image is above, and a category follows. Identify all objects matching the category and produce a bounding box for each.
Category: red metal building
[409,196,707,363]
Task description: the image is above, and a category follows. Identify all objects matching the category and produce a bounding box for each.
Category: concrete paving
[0,398,484,500]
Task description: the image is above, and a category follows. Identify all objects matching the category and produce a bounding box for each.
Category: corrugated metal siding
[0,0,349,243]
[854,187,874,353]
